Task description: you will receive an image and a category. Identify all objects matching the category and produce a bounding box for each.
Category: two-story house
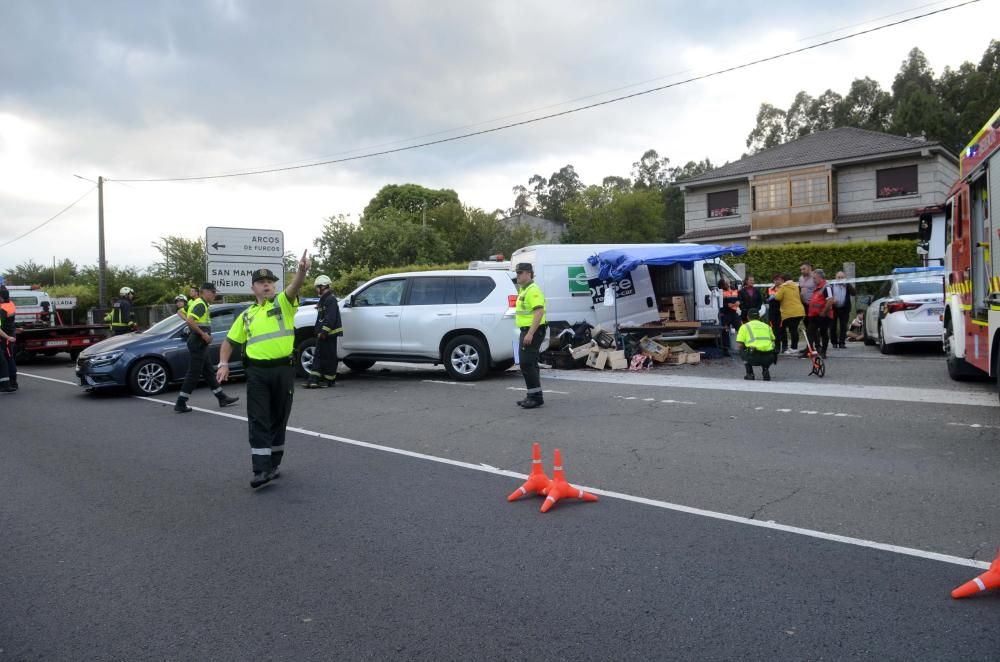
[678,127,958,245]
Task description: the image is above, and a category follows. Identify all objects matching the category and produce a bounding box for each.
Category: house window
[876,165,918,199]
[791,175,829,206]
[751,181,788,211]
[707,189,738,218]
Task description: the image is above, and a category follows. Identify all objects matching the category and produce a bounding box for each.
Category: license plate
[927,308,944,316]
[45,339,69,347]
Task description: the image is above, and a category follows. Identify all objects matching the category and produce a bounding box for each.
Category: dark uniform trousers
[519,325,546,397]
[742,348,777,367]
[180,333,221,396]
[310,335,339,382]
[0,339,11,385]
[246,360,296,473]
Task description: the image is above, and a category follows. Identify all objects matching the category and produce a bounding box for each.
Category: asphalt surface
[4,345,1000,660]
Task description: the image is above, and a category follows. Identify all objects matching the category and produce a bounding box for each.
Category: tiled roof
[834,206,922,226]
[679,224,750,241]
[682,128,951,187]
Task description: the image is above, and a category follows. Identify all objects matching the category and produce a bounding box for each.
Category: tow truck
[5,286,109,361]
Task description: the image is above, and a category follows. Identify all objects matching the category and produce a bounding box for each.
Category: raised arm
[284,249,311,301]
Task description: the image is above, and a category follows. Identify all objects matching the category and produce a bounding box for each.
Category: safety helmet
[174,294,188,303]
[314,275,332,288]
[119,286,134,296]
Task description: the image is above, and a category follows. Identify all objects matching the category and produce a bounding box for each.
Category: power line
[0,186,96,249]
[113,0,980,184]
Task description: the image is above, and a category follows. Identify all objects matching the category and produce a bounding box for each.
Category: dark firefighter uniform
[225,277,299,477]
[307,289,343,387]
[174,287,238,413]
[108,296,136,335]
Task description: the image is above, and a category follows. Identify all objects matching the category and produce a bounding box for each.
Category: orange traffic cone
[952,548,1000,599]
[507,442,551,502]
[540,448,598,513]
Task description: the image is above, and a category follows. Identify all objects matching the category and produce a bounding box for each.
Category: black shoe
[303,379,319,389]
[10,381,17,391]
[0,384,15,394]
[251,471,273,488]
[266,467,280,481]
[762,369,771,381]
[520,398,544,409]
[744,374,755,380]
[515,398,528,406]
[217,394,239,407]
[174,400,193,413]
[323,380,336,388]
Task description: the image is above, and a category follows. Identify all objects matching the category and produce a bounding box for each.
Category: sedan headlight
[89,350,125,366]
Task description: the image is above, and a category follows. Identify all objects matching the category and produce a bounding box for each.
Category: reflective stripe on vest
[743,321,773,350]
[243,302,294,358]
[516,282,546,328]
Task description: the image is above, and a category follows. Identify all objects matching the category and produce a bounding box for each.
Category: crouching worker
[736,307,776,381]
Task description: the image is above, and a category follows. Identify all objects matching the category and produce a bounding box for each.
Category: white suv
[293,270,518,381]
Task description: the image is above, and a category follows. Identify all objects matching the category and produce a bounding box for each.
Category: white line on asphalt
[948,422,1000,430]
[422,379,476,386]
[21,371,989,571]
[506,387,570,395]
[546,370,998,408]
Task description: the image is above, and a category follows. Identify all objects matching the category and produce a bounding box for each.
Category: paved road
[4,347,1000,660]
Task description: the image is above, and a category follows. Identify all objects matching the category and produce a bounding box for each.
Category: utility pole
[98,176,107,309]
[52,256,56,286]
[422,199,427,231]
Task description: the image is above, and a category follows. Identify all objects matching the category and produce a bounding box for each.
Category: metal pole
[98,176,107,309]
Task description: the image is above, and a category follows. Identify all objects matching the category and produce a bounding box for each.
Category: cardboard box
[684,352,702,364]
[586,349,608,370]
[569,342,595,360]
[607,350,628,370]
[639,336,670,362]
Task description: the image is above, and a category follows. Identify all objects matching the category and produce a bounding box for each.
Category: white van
[509,244,743,331]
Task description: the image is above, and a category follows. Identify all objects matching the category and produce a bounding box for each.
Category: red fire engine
[942,105,1000,400]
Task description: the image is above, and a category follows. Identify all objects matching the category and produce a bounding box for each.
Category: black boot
[762,367,771,381]
[303,377,319,389]
[217,393,239,407]
[174,398,193,413]
[744,366,755,380]
[520,395,544,409]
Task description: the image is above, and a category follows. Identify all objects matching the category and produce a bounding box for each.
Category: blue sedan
[76,303,250,396]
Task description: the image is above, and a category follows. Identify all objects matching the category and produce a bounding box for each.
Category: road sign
[50,297,78,310]
[205,227,284,259]
[207,259,284,295]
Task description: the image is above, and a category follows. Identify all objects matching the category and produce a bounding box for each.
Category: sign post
[205,227,285,295]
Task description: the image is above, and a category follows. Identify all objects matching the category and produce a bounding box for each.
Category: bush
[741,240,920,282]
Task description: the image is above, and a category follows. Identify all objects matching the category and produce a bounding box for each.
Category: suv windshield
[143,315,185,335]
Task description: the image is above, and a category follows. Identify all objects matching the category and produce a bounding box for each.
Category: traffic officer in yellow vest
[514,262,547,409]
[174,283,239,413]
[216,251,309,488]
[304,274,343,389]
[735,306,777,381]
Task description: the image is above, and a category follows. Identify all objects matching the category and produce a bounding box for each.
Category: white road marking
[21,371,988,570]
[776,408,792,413]
[948,422,1000,430]
[422,379,476,386]
[506,387,569,395]
[546,370,998,408]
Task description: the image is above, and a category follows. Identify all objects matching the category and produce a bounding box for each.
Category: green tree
[839,77,892,131]
[361,183,460,220]
[149,235,206,288]
[562,186,664,243]
[746,103,787,152]
[631,149,669,190]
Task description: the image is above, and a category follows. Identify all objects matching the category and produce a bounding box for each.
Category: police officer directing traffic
[304,274,343,389]
[174,283,239,413]
[514,262,547,409]
[216,251,310,489]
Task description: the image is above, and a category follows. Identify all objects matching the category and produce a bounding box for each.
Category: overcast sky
[0,0,995,274]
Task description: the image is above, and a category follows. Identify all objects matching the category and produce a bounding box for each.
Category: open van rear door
[583,262,658,328]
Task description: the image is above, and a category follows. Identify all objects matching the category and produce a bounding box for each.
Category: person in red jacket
[805,269,834,358]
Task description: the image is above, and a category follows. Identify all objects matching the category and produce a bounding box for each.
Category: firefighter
[174,294,188,318]
[216,252,310,489]
[304,274,342,389]
[514,262,547,409]
[108,286,137,335]
[173,283,239,413]
[0,286,15,393]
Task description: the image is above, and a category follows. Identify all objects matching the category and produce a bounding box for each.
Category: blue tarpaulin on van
[587,245,748,282]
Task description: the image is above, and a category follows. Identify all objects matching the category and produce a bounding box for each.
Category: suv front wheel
[443,335,489,381]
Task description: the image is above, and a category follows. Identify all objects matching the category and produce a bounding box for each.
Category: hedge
[739,240,921,282]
